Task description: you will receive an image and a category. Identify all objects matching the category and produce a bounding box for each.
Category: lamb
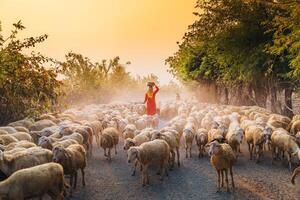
[195,128,208,157]
[245,125,266,162]
[289,119,300,136]
[127,139,170,186]
[151,131,180,168]
[291,165,300,185]
[100,127,119,160]
[183,124,195,158]
[271,128,300,170]
[0,134,18,145]
[52,144,87,195]
[0,147,53,176]
[123,124,137,139]
[0,162,66,200]
[9,132,33,142]
[123,133,150,150]
[206,140,236,192]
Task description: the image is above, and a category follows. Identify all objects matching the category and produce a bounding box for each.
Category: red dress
[144,86,159,116]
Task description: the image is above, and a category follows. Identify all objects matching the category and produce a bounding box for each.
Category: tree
[0,21,62,125]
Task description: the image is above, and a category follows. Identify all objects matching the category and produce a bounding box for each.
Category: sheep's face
[206,141,221,156]
[127,148,138,163]
[123,139,135,150]
[52,147,67,163]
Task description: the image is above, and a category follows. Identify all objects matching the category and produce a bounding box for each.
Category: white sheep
[127,139,170,186]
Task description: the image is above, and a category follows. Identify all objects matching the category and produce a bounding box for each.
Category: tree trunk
[270,86,277,113]
[224,87,229,105]
[283,87,293,118]
[254,86,267,108]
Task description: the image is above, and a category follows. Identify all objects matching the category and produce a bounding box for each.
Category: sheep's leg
[251,144,254,160]
[114,145,117,155]
[287,152,292,171]
[74,171,78,189]
[142,165,149,186]
[271,146,276,164]
[81,168,86,186]
[170,150,175,169]
[230,166,235,189]
[221,170,224,187]
[176,147,180,167]
[104,148,107,157]
[108,148,111,160]
[69,176,73,196]
[185,145,188,158]
[131,160,138,176]
[198,146,201,158]
[225,169,229,192]
[189,144,192,158]
[217,170,221,192]
[247,142,252,160]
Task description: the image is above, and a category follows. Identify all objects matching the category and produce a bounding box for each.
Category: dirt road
[69,120,300,200]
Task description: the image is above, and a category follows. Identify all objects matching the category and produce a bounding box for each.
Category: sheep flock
[0,99,300,199]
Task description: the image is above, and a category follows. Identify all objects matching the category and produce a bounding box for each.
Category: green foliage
[167,0,300,109]
[0,21,62,125]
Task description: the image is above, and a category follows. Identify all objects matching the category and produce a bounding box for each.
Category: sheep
[135,118,147,130]
[0,135,18,145]
[226,120,244,156]
[89,120,102,147]
[183,124,195,158]
[127,139,170,186]
[195,128,208,157]
[289,119,300,136]
[9,132,33,142]
[271,128,300,170]
[123,124,137,139]
[13,126,29,133]
[0,126,17,134]
[29,119,56,131]
[123,133,150,150]
[245,125,266,162]
[208,128,225,143]
[206,140,236,192]
[0,147,53,176]
[0,130,8,135]
[39,136,78,150]
[52,144,87,195]
[291,165,300,185]
[100,127,119,160]
[123,134,150,176]
[8,119,34,129]
[58,132,84,144]
[0,162,65,200]
[0,141,36,151]
[151,131,180,168]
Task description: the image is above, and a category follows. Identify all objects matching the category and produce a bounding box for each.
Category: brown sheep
[127,139,170,186]
[100,127,119,160]
[245,125,265,162]
[195,128,208,158]
[13,126,29,133]
[52,144,87,195]
[206,140,236,192]
[0,162,66,200]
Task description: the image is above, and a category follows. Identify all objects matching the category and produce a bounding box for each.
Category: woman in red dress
[144,82,159,116]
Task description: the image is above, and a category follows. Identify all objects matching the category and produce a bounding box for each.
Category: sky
[0,0,197,84]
